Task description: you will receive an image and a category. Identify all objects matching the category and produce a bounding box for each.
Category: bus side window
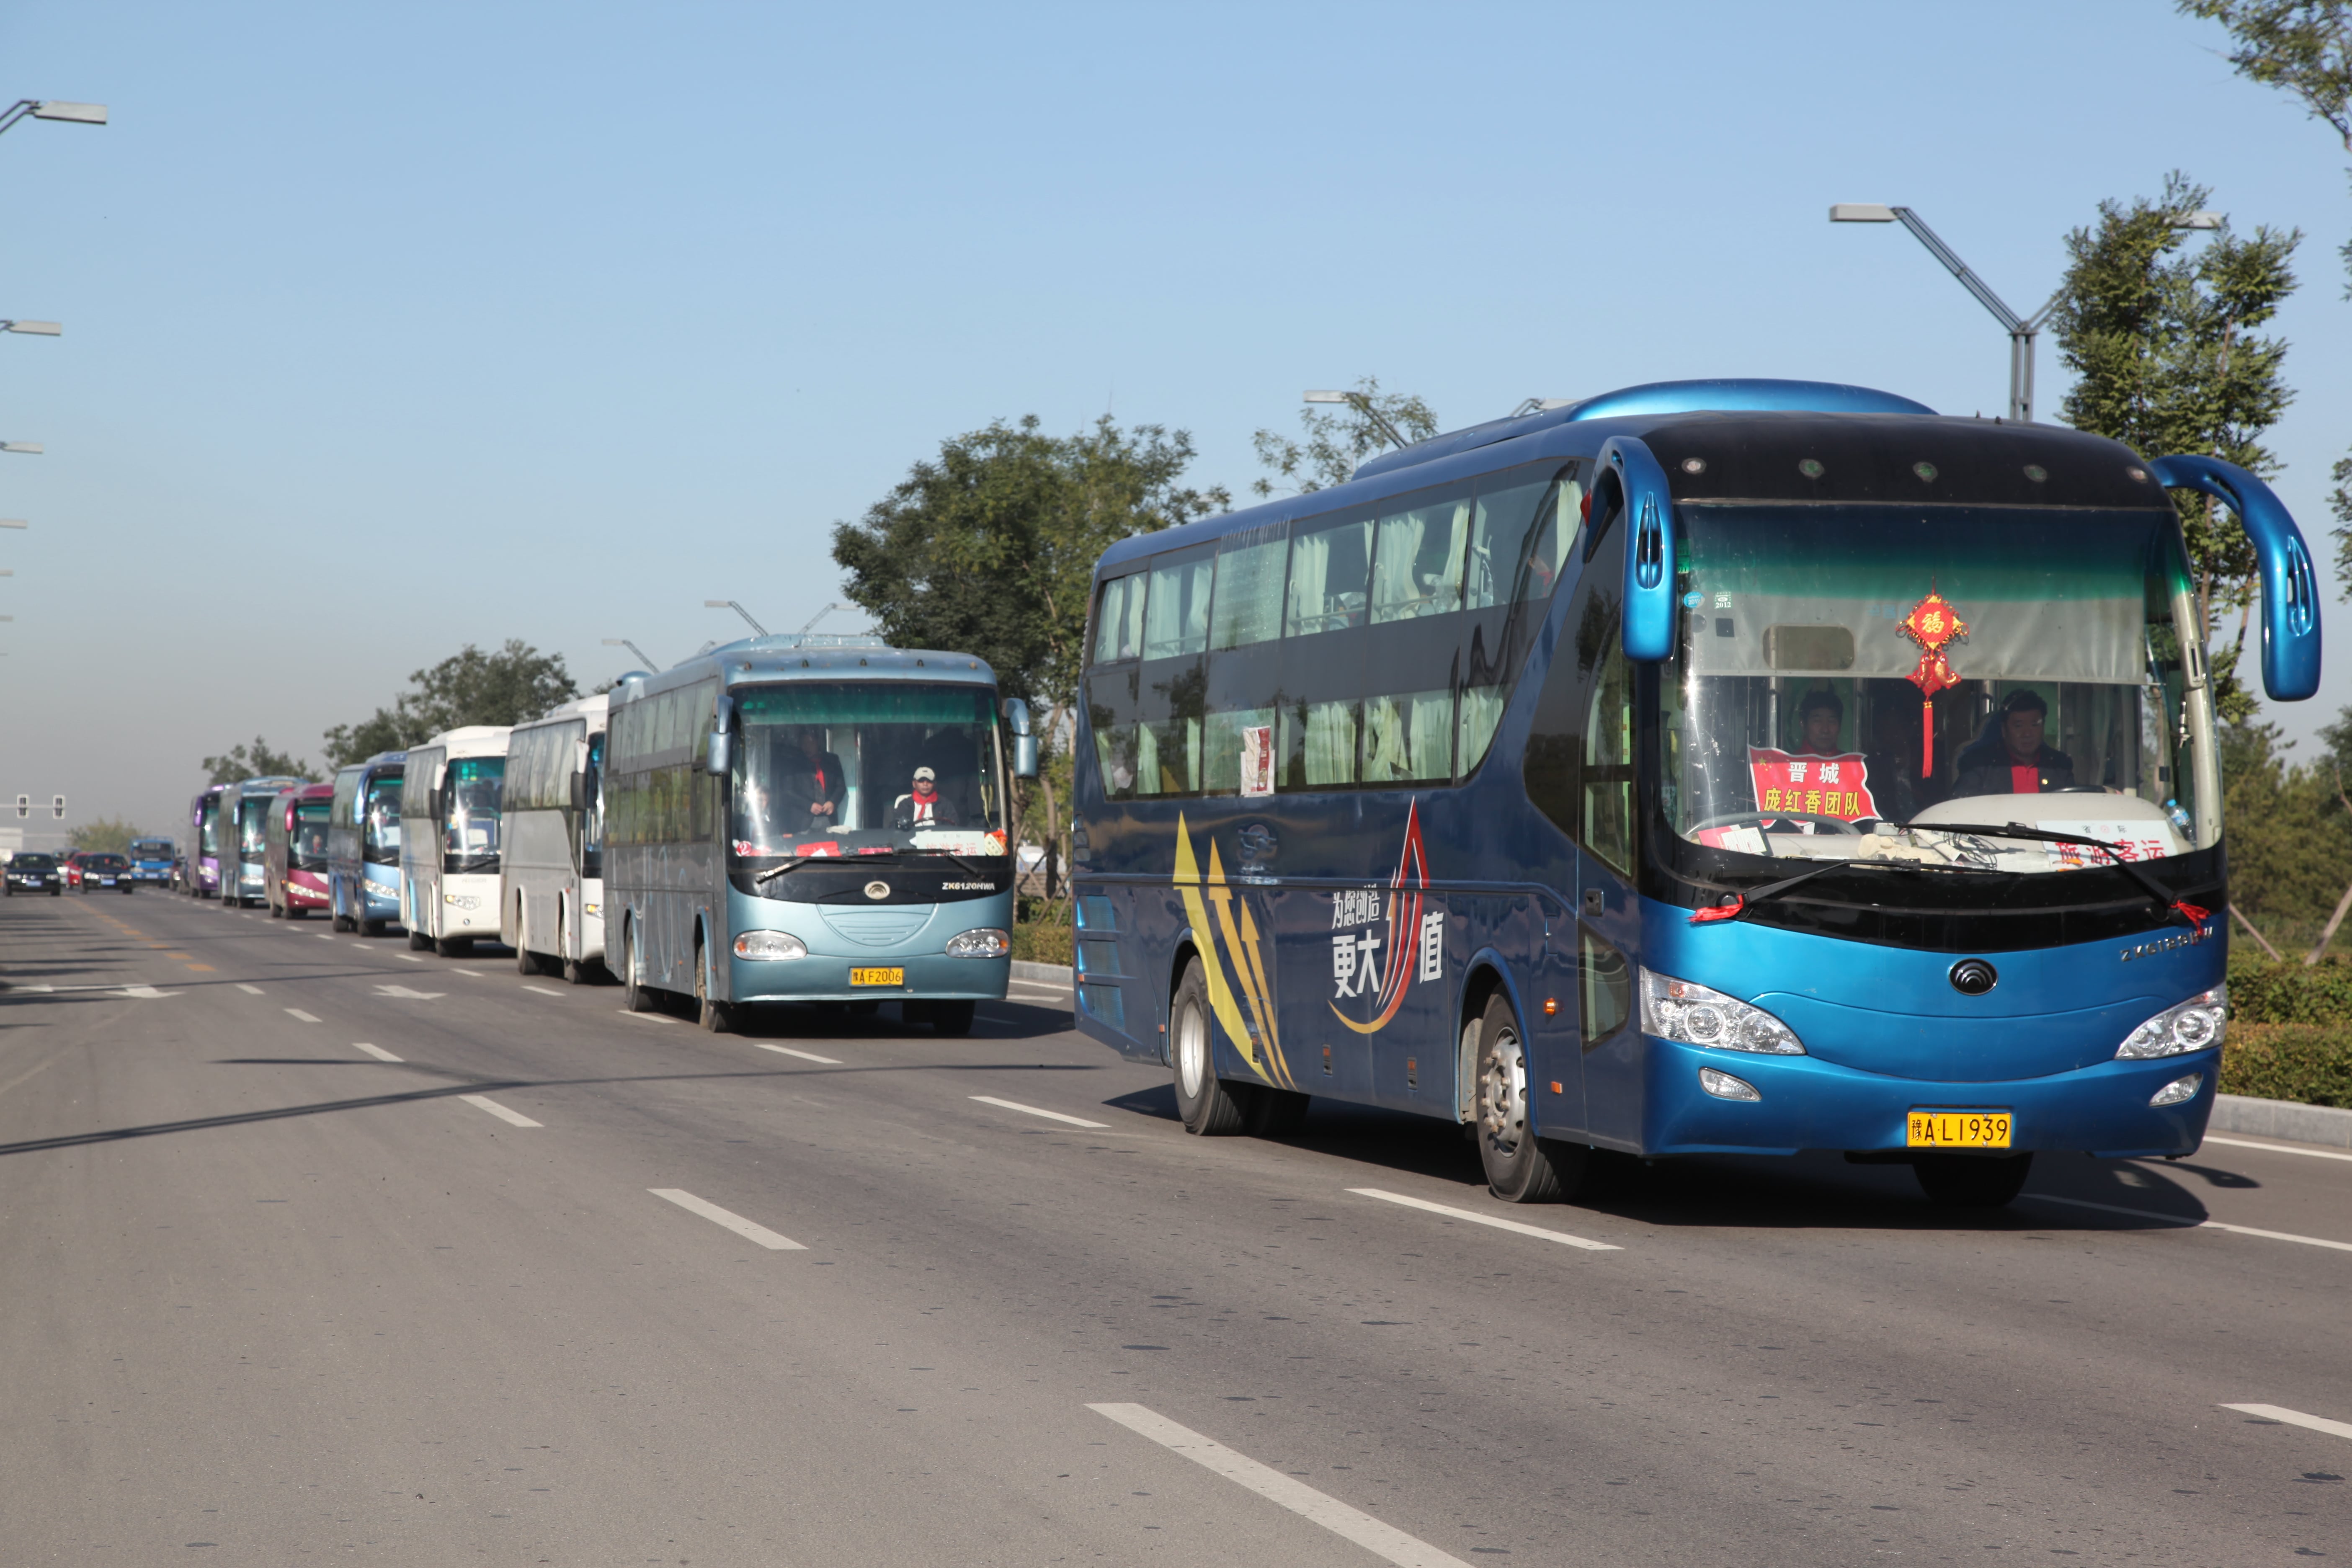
[1579,929,1632,1047]
[1583,639,1635,875]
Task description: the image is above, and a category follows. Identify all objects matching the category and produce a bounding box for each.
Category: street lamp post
[601,637,662,673]
[1830,203,2222,423]
[0,442,41,455]
[705,599,769,637]
[0,101,108,135]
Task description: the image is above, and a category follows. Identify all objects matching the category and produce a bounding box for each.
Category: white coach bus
[500,692,609,983]
[399,724,513,956]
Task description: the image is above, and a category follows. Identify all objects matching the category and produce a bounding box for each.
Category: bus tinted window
[1209,524,1287,652]
[1363,689,1452,783]
[1469,468,1579,609]
[1371,487,1470,623]
[1145,554,1212,659]
[1285,512,1372,638]
[1093,573,1145,664]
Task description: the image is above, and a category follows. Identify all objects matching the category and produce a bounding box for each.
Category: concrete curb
[1011,960,1073,986]
[2209,1092,2352,1150]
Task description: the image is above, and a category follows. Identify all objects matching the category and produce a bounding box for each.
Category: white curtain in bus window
[1363,690,1453,783]
[1210,526,1288,651]
[1204,706,1276,794]
[1467,472,1578,609]
[1093,573,1146,664]
[1371,493,1470,623]
[1285,514,1372,637]
[1282,698,1359,788]
[1145,556,1212,659]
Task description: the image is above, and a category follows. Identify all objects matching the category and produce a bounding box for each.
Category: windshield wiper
[1898,821,2209,927]
[906,846,997,878]
[753,856,817,885]
[1689,856,1996,926]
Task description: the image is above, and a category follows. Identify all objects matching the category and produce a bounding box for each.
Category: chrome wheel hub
[1176,1001,1207,1098]
[1479,1027,1527,1152]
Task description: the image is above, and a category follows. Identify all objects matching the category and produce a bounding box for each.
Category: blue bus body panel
[722,884,1014,1004]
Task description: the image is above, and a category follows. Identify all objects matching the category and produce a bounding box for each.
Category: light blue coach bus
[604,637,1038,1035]
[1067,379,2321,1208]
[220,775,307,908]
[328,750,406,936]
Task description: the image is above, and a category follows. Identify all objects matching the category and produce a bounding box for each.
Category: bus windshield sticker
[1238,725,1274,797]
[2037,822,2176,867]
[1746,747,1877,823]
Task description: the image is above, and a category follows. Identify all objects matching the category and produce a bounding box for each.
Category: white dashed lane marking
[2222,1403,2352,1442]
[521,985,563,997]
[2024,1194,2352,1253]
[235,984,264,995]
[284,1008,321,1024]
[459,1094,541,1128]
[970,1095,1108,1130]
[756,1044,841,1065]
[648,1189,805,1250]
[1347,1187,1622,1251]
[352,1042,402,1062]
[1089,1403,1472,1568]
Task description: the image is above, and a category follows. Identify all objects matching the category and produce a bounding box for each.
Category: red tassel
[1689,895,1746,926]
[1921,700,1934,779]
[2171,901,2209,926]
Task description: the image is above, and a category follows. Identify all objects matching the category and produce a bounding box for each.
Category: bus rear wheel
[1475,994,1581,1204]
[1913,1152,2033,1208]
[1171,958,1251,1135]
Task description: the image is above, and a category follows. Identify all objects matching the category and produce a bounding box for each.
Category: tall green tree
[322,640,579,769]
[2175,4,2352,583]
[1251,377,1439,498]
[2048,172,2300,721]
[67,815,142,854]
[201,735,311,785]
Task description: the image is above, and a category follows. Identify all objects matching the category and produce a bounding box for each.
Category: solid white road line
[647,1188,805,1250]
[2221,1403,2352,1442]
[521,985,563,997]
[235,983,264,995]
[756,1044,842,1065]
[1347,1187,1622,1251]
[315,934,335,941]
[616,1010,673,1026]
[398,953,423,962]
[284,1008,321,1024]
[970,1094,1108,1129]
[2025,1193,2352,1253]
[2201,1134,2352,1165]
[1088,1403,1472,1568]
[352,1042,402,1063]
[458,1093,541,1128]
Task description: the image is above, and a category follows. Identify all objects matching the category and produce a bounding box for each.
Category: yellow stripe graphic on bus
[1205,838,1292,1090]
[1172,814,1292,1090]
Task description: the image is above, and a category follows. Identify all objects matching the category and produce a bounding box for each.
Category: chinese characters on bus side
[1328,886,1445,1001]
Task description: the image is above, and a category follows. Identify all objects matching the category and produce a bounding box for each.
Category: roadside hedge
[1010,920,1072,967]
[2218,1023,2352,1109]
[2224,953,2352,1025]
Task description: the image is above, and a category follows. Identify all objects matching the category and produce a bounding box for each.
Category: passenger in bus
[890,766,959,830]
[1950,689,2076,797]
[783,727,847,826]
[1791,689,1845,756]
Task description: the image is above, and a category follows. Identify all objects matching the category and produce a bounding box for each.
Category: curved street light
[0,101,108,135]
[601,637,662,673]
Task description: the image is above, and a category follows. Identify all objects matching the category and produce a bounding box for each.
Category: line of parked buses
[159,640,1044,1036]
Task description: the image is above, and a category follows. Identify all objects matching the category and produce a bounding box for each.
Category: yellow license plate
[1907,1109,2013,1149]
[849,967,905,987]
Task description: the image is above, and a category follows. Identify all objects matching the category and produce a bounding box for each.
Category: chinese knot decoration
[1896,589,1969,777]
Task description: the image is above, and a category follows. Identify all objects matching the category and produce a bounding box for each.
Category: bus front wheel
[694,944,730,1033]
[1914,1152,2033,1208]
[621,922,655,1014]
[1475,994,1582,1204]
[1171,959,1251,1135]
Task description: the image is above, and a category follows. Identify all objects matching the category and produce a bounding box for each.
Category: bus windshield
[582,732,605,878]
[1663,505,2210,873]
[728,681,1004,864]
[363,776,402,864]
[130,839,172,861]
[443,758,503,872]
[237,799,271,860]
[199,802,218,855]
[292,802,331,869]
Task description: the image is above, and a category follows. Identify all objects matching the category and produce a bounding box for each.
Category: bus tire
[694,942,730,1033]
[516,908,536,975]
[362,918,385,938]
[408,927,431,950]
[621,921,655,1013]
[1475,993,1577,1203]
[268,898,282,918]
[562,956,591,985]
[1171,958,1251,1136]
[1913,1152,2033,1208]
[928,999,975,1037]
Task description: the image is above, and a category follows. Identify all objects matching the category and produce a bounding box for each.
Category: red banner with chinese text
[1747,747,1877,822]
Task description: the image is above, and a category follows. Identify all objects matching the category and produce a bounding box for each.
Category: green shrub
[2224,953,2352,1024]
[1011,920,1072,967]
[2218,1023,2352,1108]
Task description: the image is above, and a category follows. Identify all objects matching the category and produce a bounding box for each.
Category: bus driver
[891,766,957,829]
[1951,689,2077,797]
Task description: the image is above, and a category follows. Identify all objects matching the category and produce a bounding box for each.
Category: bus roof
[421,725,511,758]
[229,775,306,797]
[614,643,997,706]
[516,691,611,734]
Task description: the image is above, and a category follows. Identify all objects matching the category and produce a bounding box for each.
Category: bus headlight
[1640,967,1805,1055]
[2116,986,2226,1059]
[946,927,1010,958]
[733,930,807,960]
[2149,1073,2203,1107]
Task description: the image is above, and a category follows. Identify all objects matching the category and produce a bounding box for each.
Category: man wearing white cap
[891,765,958,830]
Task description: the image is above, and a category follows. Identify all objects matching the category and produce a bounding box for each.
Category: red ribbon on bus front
[1897,589,1968,778]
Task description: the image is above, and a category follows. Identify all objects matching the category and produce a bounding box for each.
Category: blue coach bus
[328,750,405,936]
[1068,379,2321,1208]
[604,637,1038,1034]
[128,836,175,887]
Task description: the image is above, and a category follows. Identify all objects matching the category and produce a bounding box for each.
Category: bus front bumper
[730,951,1011,1005]
[1630,1036,2219,1159]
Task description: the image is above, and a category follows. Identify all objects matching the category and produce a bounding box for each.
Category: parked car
[4,853,62,896]
[76,851,134,893]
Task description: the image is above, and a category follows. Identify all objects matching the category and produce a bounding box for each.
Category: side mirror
[1601,435,1677,663]
[568,770,586,810]
[704,728,730,777]
[2150,455,2323,701]
[1002,696,1039,779]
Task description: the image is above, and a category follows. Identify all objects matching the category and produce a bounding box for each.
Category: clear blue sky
[5,0,2352,839]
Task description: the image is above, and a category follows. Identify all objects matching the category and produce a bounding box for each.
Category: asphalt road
[3,887,2348,1565]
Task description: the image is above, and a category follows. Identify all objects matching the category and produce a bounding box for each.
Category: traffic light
[13,794,24,818]
[51,795,64,819]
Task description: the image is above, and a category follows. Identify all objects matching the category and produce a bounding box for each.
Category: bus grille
[818,907,935,947]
